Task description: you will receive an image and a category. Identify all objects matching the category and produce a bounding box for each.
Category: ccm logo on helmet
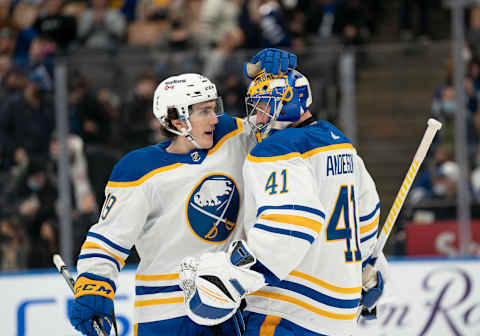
[164,85,174,90]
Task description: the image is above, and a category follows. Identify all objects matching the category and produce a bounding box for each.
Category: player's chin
[198,135,214,149]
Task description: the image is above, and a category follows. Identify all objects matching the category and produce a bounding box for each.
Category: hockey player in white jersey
[68,49,298,336]
[180,65,388,335]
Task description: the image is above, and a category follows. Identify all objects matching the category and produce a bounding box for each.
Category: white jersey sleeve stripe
[253,224,315,244]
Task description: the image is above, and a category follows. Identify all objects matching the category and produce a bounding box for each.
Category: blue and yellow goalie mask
[245,69,312,139]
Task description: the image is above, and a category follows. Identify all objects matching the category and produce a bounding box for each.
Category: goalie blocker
[180,241,265,326]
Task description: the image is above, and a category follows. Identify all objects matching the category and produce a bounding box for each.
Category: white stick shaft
[52,254,107,336]
[372,118,442,259]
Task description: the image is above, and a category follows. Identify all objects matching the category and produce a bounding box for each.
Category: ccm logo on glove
[74,276,115,299]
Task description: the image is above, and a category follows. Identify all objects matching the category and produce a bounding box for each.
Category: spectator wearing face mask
[432,59,479,163]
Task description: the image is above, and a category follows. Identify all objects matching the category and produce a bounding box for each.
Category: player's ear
[171,119,187,132]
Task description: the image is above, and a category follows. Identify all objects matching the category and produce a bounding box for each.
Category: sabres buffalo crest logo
[186,173,240,243]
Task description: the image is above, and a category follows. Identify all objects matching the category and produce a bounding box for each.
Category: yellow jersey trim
[360,216,379,234]
[247,143,355,163]
[260,214,322,233]
[260,315,281,336]
[208,118,244,155]
[250,291,356,320]
[289,270,362,294]
[134,297,184,307]
[81,242,125,268]
[107,163,184,188]
[135,273,179,281]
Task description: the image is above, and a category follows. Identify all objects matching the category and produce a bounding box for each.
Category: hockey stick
[372,118,442,260]
[357,119,442,320]
[53,254,112,336]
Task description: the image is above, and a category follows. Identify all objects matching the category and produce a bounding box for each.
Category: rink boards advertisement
[1,258,480,336]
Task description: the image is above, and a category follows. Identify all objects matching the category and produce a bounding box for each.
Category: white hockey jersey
[243,121,380,336]
[76,114,255,324]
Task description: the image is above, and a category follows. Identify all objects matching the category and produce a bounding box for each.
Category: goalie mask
[153,73,224,147]
[245,69,312,139]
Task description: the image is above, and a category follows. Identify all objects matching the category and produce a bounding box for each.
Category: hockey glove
[243,48,297,79]
[180,240,265,326]
[359,263,384,320]
[69,274,116,336]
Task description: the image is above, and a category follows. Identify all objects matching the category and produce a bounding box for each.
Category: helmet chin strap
[184,132,202,149]
[166,119,202,149]
[179,121,202,149]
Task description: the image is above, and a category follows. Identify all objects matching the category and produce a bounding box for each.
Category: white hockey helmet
[153,73,223,137]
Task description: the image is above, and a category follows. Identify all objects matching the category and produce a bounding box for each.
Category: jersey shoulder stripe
[209,114,243,155]
[107,115,242,186]
[248,121,353,162]
[107,145,184,186]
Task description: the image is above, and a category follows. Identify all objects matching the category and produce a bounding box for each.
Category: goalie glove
[243,48,297,79]
[359,262,385,320]
[179,240,265,326]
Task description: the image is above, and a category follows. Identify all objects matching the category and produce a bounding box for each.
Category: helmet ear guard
[245,69,312,138]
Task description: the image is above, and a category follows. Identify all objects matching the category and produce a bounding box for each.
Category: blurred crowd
[0,0,459,269]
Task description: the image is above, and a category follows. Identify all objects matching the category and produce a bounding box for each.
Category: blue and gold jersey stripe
[78,253,122,272]
[208,118,243,155]
[250,291,357,320]
[259,214,323,233]
[272,280,360,308]
[259,315,281,335]
[253,223,316,244]
[257,204,325,219]
[247,143,354,163]
[81,241,126,268]
[359,216,379,234]
[134,297,184,307]
[107,163,183,188]
[136,285,182,295]
[359,202,380,222]
[135,273,179,281]
[87,232,130,254]
[289,270,361,295]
